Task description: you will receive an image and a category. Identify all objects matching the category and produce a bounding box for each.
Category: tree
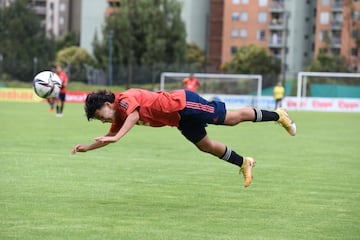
[55,32,80,52]
[93,0,186,86]
[221,44,281,87]
[306,52,349,72]
[0,0,54,81]
[56,46,96,83]
[221,44,281,75]
[185,43,206,71]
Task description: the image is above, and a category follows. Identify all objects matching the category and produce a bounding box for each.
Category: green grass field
[1,101,359,240]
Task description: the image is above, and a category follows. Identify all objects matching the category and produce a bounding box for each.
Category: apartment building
[208,0,359,78]
[314,0,360,72]
[208,0,317,78]
[27,0,80,39]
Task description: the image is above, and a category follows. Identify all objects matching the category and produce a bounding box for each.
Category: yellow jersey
[273,86,285,100]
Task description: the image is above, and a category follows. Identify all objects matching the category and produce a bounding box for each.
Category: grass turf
[0,101,359,240]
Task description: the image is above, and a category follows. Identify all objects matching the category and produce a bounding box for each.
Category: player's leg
[196,135,255,188]
[47,98,54,112]
[178,124,255,187]
[59,93,65,114]
[224,107,296,136]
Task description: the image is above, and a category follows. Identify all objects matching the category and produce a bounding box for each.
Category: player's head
[56,64,63,73]
[85,90,115,122]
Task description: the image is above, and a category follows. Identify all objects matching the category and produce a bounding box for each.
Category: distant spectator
[273,82,285,109]
[182,73,200,92]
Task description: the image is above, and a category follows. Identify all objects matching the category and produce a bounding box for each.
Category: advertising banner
[1,88,359,112]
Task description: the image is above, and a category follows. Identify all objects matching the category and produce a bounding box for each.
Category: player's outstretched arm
[71,132,114,154]
[95,110,139,144]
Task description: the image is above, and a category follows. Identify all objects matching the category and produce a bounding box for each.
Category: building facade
[208,0,360,78]
[314,0,360,72]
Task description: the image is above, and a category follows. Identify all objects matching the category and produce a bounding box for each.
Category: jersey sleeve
[109,94,140,133]
[117,95,140,115]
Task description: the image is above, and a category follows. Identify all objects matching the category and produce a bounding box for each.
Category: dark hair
[85,90,115,121]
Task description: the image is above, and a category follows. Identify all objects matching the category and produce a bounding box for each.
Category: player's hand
[71,144,87,154]
[95,136,117,143]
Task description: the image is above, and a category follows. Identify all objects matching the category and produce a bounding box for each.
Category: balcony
[268,38,284,48]
[270,1,285,13]
[269,18,286,30]
[332,2,343,12]
[331,20,342,29]
[331,38,341,48]
[34,6,46,15]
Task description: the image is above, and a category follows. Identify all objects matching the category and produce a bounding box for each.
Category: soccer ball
[33,71,62,98]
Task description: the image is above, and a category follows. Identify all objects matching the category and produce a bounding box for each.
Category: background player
[55,64,69,117]
[182,73,200,92]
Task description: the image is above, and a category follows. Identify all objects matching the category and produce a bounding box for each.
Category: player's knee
[197,144,212,153]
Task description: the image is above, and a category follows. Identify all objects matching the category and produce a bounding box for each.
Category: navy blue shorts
[57,93,66,102]
[178,90,227,143]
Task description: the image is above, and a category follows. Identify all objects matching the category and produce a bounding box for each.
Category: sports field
[1,101,359,240]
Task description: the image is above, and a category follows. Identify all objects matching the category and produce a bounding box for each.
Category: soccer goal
[160,72,263,108]
[296,71,360,111]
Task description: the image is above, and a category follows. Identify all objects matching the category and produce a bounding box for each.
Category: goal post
[296,71,360,111]
[297,71,360,98]
[160,72,262,97]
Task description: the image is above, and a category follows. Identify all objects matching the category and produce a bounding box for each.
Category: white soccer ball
[33,71,62,98]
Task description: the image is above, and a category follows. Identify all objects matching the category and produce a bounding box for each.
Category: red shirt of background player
[57,71,68,94]
[110,89,186,132]
[182,75,200,92]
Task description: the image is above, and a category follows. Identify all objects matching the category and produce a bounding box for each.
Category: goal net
[160,72,263,109]
[295,71,360,111]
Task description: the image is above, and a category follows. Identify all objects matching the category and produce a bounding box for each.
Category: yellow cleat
[276,108,296,136]
[239,157,256,188]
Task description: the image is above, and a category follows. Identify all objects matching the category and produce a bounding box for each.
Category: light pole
[282,12,289,82]
[33,57,38,76]
[108,30,113,86]
[0,54,3,79]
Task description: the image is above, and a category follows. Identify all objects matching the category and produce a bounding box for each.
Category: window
[321,0,329,5]
[257,30,266,41]
[232,0,240,4]
[259,0,267,7]
[319,48,328,54]
[320,12,329,24]
[258,12,267,23]
[351,48,358,57]
[319,30,329,41]
[353,11,360,21]
[60,3,66,12]
[331,49,340,55]
[231,46,238,55]
[232,12,240,21]
[241,0,249,4]
[352,30,360,38]
[240,29,247,38]
[59,16,64,25]
[240,12,248,22]
[231,28,239,38]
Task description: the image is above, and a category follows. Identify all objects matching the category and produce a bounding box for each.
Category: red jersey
[110,89,186,133]
[57,71,68,94]
[183,77,200,92]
